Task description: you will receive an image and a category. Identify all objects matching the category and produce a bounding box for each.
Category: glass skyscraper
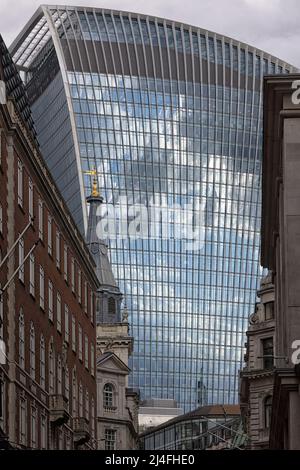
[10,5,295,410]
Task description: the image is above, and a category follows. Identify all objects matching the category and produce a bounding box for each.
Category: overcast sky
[1,0,299,67]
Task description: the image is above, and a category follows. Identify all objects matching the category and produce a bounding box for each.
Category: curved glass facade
[10,5,295,410]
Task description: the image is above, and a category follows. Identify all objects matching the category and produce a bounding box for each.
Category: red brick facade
[0,95,99,448]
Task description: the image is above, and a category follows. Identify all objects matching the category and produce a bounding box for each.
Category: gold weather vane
[84,169,100,197]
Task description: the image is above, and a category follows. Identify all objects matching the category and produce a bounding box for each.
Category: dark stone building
[240,272,275,449]
[259,73,300,449]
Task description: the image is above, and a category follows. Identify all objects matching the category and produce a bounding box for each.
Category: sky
[0,0,300,67]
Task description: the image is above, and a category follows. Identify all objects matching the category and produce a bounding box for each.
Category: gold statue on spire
[84,168,100,197]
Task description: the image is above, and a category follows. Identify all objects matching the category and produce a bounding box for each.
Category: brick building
[0,36,99,449]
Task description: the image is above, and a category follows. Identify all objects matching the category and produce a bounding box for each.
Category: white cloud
[243,0,281,9]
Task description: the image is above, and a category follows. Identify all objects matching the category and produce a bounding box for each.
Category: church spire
[85,169,101,198]
[84,169,123,324]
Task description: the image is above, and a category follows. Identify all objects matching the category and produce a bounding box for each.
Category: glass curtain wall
[10,5,294,410]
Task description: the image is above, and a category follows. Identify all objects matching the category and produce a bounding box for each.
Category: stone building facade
[259,73,300,449]
[96,348,139,450]
[240,272,275,449]
[85,189,139,450]
[0,36,99,449]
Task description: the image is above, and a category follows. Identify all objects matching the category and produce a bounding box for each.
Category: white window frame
[85,390,89,420]
[84,281,87,314]
[57,355,62,395]
[38,198,43,240]
[48,280,53,321]
[65,367,70,404]
[49,342,55,395]
[40,335,45,390]
[39,266,45,310]
[19,310,25,368]
[71,257,75,292]
[78,269,82,304]
[18,237,24,283]
[29,178,34,223]
[105,429,116,451]
[72,315,76,352]
[90,291,94,324]
[56,292,62,333]
[64,304,69,343]
[56,231,60,269]
[17,159,23,207]
[47,215,52,256]
[29,322,35,380]
[72,374,77,418]
[29,253,35,296]
[63,244,68,282]
[79,383,83,417]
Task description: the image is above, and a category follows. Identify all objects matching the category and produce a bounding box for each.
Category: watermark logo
[95,195,206,251]
[291,340,300,365]
[291,80,300,105]
[0,80,6,105]
[0,339,6,365]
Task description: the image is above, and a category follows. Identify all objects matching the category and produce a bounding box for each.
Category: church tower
[85,173,123,324]
[85,173,139,449]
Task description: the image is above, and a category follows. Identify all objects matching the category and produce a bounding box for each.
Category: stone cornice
[241,369,275,379]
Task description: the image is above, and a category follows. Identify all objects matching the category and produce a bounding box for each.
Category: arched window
[264,395,272,428]
[103,383,114,408]
[108,297,116,315]
[57,355,62,395]
[40,335,45,389]
[49,340,55,394]
[79,382,83,417]
[19,310,25,368]
[30,322,35,379]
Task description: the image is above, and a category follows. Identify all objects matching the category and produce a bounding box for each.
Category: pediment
[97,351,130,374]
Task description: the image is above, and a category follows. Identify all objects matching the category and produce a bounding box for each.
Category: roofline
[9,5,44,53]
[139,412,241,438]
[9,3,297,70]
[139,404,241,436]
